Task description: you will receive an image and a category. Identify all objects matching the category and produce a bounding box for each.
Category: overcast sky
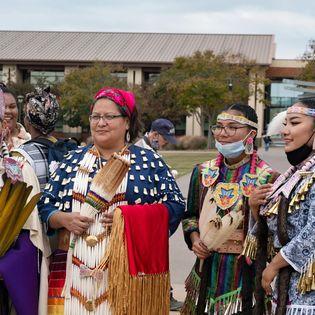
[1,0,314,59]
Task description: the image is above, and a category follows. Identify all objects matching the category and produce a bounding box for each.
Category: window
[269,82,302,108]
[144,72,160,84]
[111,72,127,82]
[30,71,64,85]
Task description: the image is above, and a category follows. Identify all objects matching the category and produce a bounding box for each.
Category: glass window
[111,72,127,82]
[30,71,64,85]
[270,82,302,108]
[144,72,160,84]
[270,82,302,98]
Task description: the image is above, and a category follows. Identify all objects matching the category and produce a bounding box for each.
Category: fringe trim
[105,208,170,315]
[288,174,315,214]
[298,253,315,294]
[181,267,201,315]
[206,288,243,315]
[181,270,247,315]
[241,234,257,260]
[272,302,315,315]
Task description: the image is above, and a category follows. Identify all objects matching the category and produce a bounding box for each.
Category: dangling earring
[245,137,254,155]
[312,135,315,150]
[126,130,131,143]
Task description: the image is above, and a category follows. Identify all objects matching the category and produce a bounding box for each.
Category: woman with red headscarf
[38,87,185,315]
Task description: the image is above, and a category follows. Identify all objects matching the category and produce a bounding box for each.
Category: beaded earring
[245,137,254,155]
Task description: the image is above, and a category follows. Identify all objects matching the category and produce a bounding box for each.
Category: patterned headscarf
[94,87,136,117]
[25,86,59,135]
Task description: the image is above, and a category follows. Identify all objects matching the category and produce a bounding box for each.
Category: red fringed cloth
[105,204,170,315]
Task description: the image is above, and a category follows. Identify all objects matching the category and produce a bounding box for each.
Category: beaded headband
[217,112,258,129]
[287,106,315,117]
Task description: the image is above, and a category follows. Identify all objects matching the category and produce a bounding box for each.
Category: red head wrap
[94,87,136,117]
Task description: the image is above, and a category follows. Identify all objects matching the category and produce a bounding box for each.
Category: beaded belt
[58,228,111,251]
[217,230,244,254]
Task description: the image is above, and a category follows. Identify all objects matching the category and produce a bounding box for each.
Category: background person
[0,85,50,315]
[136,117,182,311]
[14,86,60,190]
[135,118,177,150]
[0,83,31,150]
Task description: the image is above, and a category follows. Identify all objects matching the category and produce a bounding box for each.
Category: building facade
[0,30,306,138]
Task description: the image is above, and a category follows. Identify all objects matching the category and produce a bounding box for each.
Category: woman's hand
[261,253,288,295]
[50,211,94,235]
[64,213,94,235]
[191,232,212,259]
[261,264,279,295]
[100,211,114,227]
[249,184,273,220]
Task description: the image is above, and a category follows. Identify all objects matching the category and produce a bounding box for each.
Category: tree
[134,82,189,132]
[148,51,265,147]
[58,63,127,130]
[299,39,315,81]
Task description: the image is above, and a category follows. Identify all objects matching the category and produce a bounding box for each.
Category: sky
[0,0,314,59]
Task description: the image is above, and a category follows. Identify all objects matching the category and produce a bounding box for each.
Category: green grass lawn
[160,150,217,177]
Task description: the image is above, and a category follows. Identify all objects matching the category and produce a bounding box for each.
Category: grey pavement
[169,147,289,313]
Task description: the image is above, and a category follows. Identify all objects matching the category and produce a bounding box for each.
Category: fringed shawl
[107,204,170,315]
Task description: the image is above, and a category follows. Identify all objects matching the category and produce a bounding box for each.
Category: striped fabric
[181,156,274,314]
[47,250,67,315]
[18,142,49,191]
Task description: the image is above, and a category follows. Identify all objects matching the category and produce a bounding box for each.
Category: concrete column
[185,109,203,136]
[127,68,143,86]
[248,68,266,138]
[2,65,22,84]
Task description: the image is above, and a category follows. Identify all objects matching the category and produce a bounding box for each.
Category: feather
[267,111,286,136]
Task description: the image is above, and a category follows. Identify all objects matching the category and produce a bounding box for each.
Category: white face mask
[215,131,253,158]
[215,140,245,158]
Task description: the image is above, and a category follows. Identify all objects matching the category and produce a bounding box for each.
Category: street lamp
[17,95,24,123]
[228,79,233,92]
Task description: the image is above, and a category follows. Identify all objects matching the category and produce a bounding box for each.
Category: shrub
[165,135,207,150]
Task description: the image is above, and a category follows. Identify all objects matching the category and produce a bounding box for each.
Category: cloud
[0,1,314,58]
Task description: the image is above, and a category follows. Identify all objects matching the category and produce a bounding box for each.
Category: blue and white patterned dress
[38,144,185,315]
[39,144,185,235]
[264,165,315,315]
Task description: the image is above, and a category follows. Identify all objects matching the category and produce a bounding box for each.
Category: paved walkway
[169,147,290,314]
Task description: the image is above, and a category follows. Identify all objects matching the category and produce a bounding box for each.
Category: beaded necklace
[63,146,130,313]
[202,151,259,212]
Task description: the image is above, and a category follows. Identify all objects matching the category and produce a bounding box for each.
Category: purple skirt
[0,231,39,315]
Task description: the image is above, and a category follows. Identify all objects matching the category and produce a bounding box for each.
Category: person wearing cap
[135,118,177,151]
[136,118,183,311]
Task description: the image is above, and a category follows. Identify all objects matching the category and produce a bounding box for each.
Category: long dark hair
[220,103,259,312]
[254,98,315,315]
[0,82,16,100]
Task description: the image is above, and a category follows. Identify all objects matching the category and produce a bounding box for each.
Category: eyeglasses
[211,125,248,136]
[89,114,124,123]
